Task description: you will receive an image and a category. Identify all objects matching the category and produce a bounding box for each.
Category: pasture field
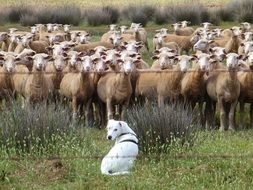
[1,129,253,189]
[0,0,229,8]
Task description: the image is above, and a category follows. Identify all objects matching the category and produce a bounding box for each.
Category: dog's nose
[107,135,112,140]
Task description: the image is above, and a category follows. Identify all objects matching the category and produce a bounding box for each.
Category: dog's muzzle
[107,135,112,140]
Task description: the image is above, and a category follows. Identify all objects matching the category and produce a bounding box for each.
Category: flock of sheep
[0,21,252,131]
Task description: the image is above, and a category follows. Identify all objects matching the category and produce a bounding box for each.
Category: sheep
[0,32,11,51]
[209,47,226,62]
[172,23,194,36]
[155,28,168,35]
[162,33,199,54]
[135,55,193,108]
[181,53,213,125]
[151,52,175,70]
[8,34,22,52]
[181,21,191,28]
[241,22,251,33]
[153,33,181,53]
[63,24,71,33]
[205,53,242,131]
[45,54,69,100]
[0,52,21,104]
[237,52,253,129]
[23,53,54,104]
[242,32,253,42]
[73,42,113,53]
[202,22,213,30]
[130,23,149,51]
[59,55,95,127]
[97,57,139,127]
[238,41,253,56]
[120,25,128,34]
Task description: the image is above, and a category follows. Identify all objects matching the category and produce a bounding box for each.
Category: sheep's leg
[250,104,253,129]
[85,99,93,128]
[228,101,237,131]
[239,101,244,129]
[205,99,213,130]
[198,101,204,127]
[158,95,165,108]
[106,99,113,120]
[72,96,77,119]
[218,98,226,132]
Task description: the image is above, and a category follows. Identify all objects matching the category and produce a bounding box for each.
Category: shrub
[206,9,221,26]
[36,7,54,24]
[218,8,234,22]
[0,102,77,155]
[154,8,169,25]
[6,6,33,23]
[122,5,155,27]
[52,5,82,26]
[20,13,39,26]
[125,103,199,155]
[86,6,119,26]
[168,3,207,25]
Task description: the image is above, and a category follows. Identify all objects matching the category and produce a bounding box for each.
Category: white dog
[101,119,139,175]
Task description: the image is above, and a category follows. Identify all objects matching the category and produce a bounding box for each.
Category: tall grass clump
[52,5,82,25]
[6,6,34,23]
[36,7,54,24]
[0,102,79,155]
[154,8,170,25]
[168,3,208,25]
[122,5,155,26]
[227,0,253,22]
[20,13,39,26]
[125,103,199,155]
[86,6,119,26]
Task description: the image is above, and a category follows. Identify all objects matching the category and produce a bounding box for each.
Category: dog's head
[106,119,124,140]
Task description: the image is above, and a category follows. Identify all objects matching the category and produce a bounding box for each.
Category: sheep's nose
[98,68,103,72]
[107,135,112,140]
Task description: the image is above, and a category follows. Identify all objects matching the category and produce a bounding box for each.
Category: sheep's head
[46,23,53,32]
[243,32,253,42]
[202,22,212,30]
[195,53,214,71]
[9,34,22,43]
[226,53,242,70]
[30,26,38,34]
[193,39,214,52]
[32,53,51,71]
[1,53,20,73]
[231,27,242,36]
[53,54,69,71]
[190,33,201,45]
[108,24,118,32]
[21,34,34,46]
[152,53,175,70]
[172,23,181,31]
[0,32,8,42]
[246,52,253,67]
[241,22,251,31]
[63,24,71,32]
[124,41,143,52]
[67,51,83,68]
[209,47,226,62]
[8,28,18,34]
[241,41,253,55]
[81,56,93,72]
[78,33,90,44]
[109,34,122,47]
[105,49,120,67]
[119,57,139,74]
[175,55,193,73]
[181,21,190,28]
[120,26,128,34]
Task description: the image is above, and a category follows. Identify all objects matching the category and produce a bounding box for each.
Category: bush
[20,13,39,26]
[125,103,199,155]
[6,6,33,23]
[168,3,207,25]
[35,7,54,24]
[154,8,169,25]
[218,8,234,22]
[206,9,221,26]
[122,5,155,27]
[0,102,77,155]
[52,5,82,26]
[86,6,119,26]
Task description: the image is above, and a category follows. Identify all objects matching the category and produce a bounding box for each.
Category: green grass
[1,130,253,189]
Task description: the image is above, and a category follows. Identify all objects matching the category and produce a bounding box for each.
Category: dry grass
[0,0,229,8]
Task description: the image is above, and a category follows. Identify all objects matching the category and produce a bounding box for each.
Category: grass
[1,130,253,189]
[0,0,229,8]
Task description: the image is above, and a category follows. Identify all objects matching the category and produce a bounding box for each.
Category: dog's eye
[114,129,118,131]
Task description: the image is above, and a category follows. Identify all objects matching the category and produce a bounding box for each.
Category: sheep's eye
[114,129,118,132]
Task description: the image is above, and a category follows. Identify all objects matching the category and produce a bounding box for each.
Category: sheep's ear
[117,59,123,63]
[153,50,160,54]
[0,57,4,61]
[89,49,95,55]
[62,52,68,57]
[119,121,122,127]
[78,52,86,57]
[26,56,33,61]
[209,48,214,53]
[241,33,245,39]
[14,57,21,62]
[243,55,249,61]
[210,54,216,59]
[208,40,214,44]
[100,51,107,56]
[240,43,245,47]
[238,55,243,60]
[120,45,126,50]
[152,55,159,60]
[92,57,99,62]
[191,56,197,61]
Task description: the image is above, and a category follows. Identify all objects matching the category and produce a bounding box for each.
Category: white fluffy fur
[101,119,139,175]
